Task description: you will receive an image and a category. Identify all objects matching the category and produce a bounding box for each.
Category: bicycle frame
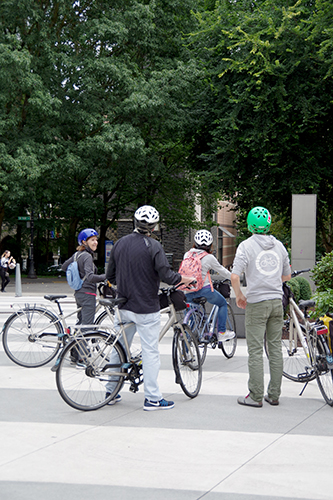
[10,296,112,345]
[72,301,194,384]
[185,301,218,336]
[288,297,313,361]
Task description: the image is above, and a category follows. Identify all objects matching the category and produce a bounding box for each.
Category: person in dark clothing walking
[1,250,15,292]
[105,205,194,411]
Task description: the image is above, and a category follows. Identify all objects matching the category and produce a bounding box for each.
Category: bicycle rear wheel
[2,307,63,367]
[56,331,126,411]
[315,337,333,406]
[219,304,237,359]
[265,322,316,382]
[172,324,202,398]
[183,308,207,365]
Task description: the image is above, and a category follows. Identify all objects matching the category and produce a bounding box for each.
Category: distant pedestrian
[231,207,291,407]
[1,250,16,292]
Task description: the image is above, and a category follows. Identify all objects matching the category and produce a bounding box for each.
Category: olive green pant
[245,299,283,402]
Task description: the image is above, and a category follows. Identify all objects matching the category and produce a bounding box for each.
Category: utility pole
[27,209,37,279]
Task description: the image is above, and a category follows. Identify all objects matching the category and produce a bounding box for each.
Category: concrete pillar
[291,194,317,289]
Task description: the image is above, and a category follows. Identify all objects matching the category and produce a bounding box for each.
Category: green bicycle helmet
[247,206,271,234]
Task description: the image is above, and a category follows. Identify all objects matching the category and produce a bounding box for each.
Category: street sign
[18,216,31,221]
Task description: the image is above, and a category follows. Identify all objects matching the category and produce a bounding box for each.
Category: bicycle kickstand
[299,381,309,397]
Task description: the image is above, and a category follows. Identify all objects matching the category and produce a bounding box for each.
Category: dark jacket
[106,231,181,313]
[62,248,106,294]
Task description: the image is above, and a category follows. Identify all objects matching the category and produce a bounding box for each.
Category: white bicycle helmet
[194,229,213,248]
[134,205,160,232]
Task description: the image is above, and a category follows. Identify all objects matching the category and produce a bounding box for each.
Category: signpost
[18,216,31,221]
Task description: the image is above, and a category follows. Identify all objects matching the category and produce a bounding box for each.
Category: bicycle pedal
[297,372,312,381]
[129,384,139,393]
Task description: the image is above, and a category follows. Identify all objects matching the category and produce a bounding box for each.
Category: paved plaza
[0,277,332,500]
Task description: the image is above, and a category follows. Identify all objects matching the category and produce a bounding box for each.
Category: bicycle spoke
[2,308,62,368]
[172,325,202,398]
[56,332,126,411]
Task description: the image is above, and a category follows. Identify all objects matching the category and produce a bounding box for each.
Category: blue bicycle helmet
[78,228,98,245]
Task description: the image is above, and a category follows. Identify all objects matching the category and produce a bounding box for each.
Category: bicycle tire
[56,331,126,411]
[315,336,333,406]
[219,304,237,359]
[264,322,316,382]
[2,307,63,367]
[183,308,208,365]
[172,324,202,398]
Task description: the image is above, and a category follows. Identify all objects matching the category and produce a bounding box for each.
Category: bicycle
[55,284,202,411]
[1,284,114,368]
[265,269,333,406]
[183,279,237,365]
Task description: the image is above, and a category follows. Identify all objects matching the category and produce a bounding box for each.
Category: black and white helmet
[134,205,160,232]
[194,229,213,248]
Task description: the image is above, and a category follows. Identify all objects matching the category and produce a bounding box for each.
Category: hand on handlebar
[179,275,197,289]
[186,280,197,289]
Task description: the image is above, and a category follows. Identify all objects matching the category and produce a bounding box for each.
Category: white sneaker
[218,330,235,342]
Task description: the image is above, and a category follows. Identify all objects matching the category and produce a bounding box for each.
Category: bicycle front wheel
[172,324,202,398]
[219,304,237,359]
[315,337,333,406]
[2,307,63,367]
[183,308,207,365]
[56,331,126,411]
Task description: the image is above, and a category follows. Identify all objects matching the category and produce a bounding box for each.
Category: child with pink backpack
[179,230,235,345]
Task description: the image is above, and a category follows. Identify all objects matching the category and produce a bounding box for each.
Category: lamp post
[27,209,37,279]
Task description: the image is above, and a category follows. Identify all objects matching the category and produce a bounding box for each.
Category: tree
[188,0,333,249]
[0,0,203,264]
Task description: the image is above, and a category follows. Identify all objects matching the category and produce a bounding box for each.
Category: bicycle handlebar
[291,268,311,278]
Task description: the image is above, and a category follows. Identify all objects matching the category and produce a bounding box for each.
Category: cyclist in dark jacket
[106,205,194,411]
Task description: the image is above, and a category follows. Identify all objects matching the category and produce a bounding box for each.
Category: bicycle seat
[44,295,67,301]
[99,297,127,307]
[298,299,315,310]
[191,297,207,305]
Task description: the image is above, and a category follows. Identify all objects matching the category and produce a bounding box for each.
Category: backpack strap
[198,251,214,292]
[74,251,88,283]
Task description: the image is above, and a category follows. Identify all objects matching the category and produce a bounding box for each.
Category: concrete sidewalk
[0,279,332,500]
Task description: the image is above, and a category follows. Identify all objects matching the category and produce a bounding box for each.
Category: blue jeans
[185,286,228,333]
[106,309,162,401]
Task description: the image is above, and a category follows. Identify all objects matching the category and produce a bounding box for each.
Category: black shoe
[105,393,122,406]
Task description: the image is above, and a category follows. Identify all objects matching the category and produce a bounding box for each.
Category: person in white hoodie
[231,207,291,408]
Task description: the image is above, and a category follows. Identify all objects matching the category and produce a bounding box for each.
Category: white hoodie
[232,234,291,303]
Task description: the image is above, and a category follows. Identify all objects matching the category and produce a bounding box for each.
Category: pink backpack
[178,250,213,292]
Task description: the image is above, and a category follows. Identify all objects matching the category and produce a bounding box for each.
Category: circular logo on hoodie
[255,250,280,276]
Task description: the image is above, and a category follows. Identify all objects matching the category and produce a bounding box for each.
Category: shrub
[312,289,333,318]
[288,278,300,302]
[295,276,312,301]
[310,252,333,316]
[311,251,333,292]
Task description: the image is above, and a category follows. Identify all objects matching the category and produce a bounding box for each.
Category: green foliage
[295,276,312,301]
[187,0,333,249]
[311,251,333,292]
[288,278,300,303]
[311,251,333,316]
[312,289,333,318]
[0,0,202,262]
